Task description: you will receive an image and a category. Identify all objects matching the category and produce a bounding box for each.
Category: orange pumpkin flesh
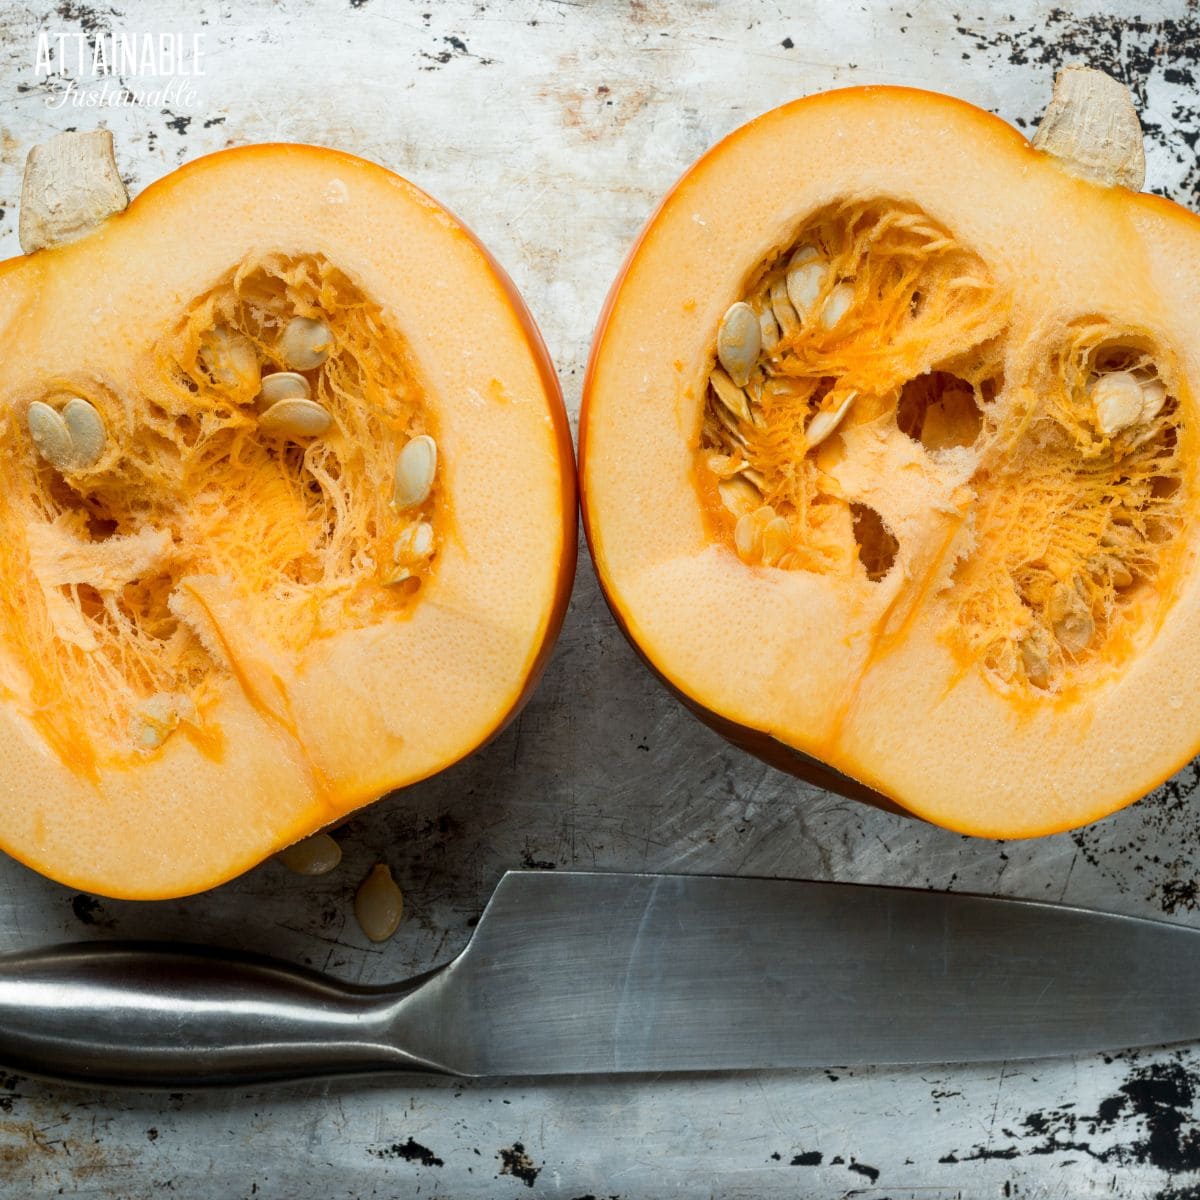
[581,80,1200,838]
[0,142,575,898]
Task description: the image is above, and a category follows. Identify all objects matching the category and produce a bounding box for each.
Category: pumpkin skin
[0,142,576,898]
[580,81,1200,838]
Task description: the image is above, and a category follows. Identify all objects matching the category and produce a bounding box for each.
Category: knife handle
[0,941,449,1087]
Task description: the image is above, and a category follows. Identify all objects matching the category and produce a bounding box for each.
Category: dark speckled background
[1,1,1199,1196]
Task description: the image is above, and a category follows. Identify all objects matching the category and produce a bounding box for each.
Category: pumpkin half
[581,69,1200,838]
[0,133,575,897]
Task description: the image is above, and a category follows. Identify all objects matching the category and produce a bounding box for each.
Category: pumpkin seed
[276,832,342,876]
[1047,581,1094,655]
[711,401,749,447]
[383,568,421,594]
[354,863,404,942]
[1019,629,1053,689]
[718,476,761,517]
[392,434,437,509]
[62,397,106,467]
[131,692,195,751]
[786,246,825,314]
[258,398,332,439]
[1091,553,1133,588]
[734,510,760,561]
[201,325,260,392]
[744,378,766,427]
[761,515,792,566]
[717,301,761,388]
[1138,377,1167,424]
[820,281,855,329]
[26,401,73,470]
[769,276,799,338]
[279,316,332,371]
[733,504,776,564]
[710,367,752,423]
[1089,370,1143,436]
[758,305,781,355]
[257,370,311,410]
[706,452,744,479]
[394,520,435,563]
[806,391,856,449]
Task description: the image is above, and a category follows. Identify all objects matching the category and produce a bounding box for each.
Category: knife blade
[0,870,1194,1087]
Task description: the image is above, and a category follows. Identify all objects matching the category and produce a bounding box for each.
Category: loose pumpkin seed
[257,370,311,410]
[258,397,333,439]
[806,391,856,449]
[26,401,73,470]
[276,832,342,876]
[717,301,761,388]
[709,367,752,423]
[62,397,106,467]
[200,325,260,393]
[279,316,332,371]
[354,862,404,942]
[392,434,437,509]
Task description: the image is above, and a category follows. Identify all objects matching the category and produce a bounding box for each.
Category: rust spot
[0,1119,57,1168]
[540,61,656,141]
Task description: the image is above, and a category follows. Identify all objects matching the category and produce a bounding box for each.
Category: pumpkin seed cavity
[953,327,1185,695]
[697,197,1187,696]
[4,253,441,767]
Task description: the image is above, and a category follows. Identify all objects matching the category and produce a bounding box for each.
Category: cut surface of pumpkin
[0,136,575,897]
[581,70,1200,838]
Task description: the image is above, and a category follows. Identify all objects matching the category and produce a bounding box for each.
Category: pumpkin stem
[19,129,129,254]
[1031,65,1145,191]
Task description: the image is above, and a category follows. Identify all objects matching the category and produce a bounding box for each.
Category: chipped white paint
[0,1,1199,1197]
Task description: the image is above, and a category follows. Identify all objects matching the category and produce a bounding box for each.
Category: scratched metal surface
[0,0,1198,1196]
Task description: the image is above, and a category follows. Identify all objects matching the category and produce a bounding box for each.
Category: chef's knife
[0,870,1193,1087]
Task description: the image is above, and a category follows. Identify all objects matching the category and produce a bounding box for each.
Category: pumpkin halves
[581,71,1200,837]
[0,136,575,897]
